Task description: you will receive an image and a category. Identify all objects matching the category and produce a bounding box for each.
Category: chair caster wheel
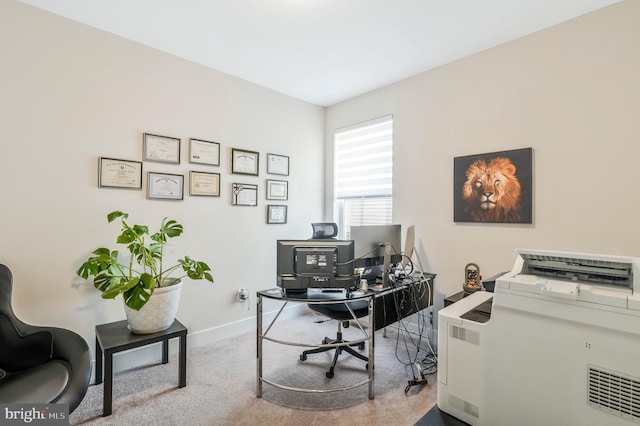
[326,371,334,378]
[300,354,307,361]
[358,342,365,350]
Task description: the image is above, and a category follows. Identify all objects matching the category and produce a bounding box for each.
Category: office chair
[299,223,369,378]
[300,299,370,378]
[0,264,92,413]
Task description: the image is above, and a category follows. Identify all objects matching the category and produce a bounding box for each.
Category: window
[334,115,393,239]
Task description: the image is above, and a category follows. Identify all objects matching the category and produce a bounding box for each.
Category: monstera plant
[77,210,213,311]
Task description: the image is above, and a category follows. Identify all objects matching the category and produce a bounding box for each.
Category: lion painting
[461,156,522,223]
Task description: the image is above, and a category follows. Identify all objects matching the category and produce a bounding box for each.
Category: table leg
[95,337,103,385]
[179,333,187,388]
[103,350,113,416]
[368,296,375,400]
[162,339,169,364]
[256,294,263,398]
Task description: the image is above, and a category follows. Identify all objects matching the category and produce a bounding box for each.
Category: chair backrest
[311,223,338,239]
[0,264,14,317]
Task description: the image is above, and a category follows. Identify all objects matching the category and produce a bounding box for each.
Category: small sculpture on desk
[463,263,482,294]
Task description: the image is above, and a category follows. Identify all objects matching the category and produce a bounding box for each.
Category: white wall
[325,1,640,310]
[0,1,324,355]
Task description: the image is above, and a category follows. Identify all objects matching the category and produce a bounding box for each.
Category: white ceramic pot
[124,279,182,334]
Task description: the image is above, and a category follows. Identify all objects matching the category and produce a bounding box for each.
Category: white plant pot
[124,279,182,334]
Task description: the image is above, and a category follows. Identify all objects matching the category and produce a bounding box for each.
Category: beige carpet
[70,310,437,425]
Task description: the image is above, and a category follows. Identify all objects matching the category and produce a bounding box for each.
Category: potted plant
[77,210,213,333]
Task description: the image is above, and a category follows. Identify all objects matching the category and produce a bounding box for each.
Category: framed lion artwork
[453,147,532,224]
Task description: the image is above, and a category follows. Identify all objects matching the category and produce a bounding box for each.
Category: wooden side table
[95,319,187,416]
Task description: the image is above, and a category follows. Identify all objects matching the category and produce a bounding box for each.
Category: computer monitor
[351,224,402,286]
[351,224,402,267]
[276,239,357,292]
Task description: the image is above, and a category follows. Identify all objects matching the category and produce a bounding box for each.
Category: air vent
[588,365,640,423]
[450,325,479,345]
[448,394,479,418]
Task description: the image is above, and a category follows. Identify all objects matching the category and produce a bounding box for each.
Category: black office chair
[0,264,91,413]
[299,223,369,378]
[300,298,370,378]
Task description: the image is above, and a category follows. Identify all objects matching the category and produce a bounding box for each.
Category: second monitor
[351,224,402,267]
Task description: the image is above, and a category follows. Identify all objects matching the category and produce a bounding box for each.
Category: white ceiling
[19,0,622,106]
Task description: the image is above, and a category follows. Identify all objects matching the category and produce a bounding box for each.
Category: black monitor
[276,239,357,292]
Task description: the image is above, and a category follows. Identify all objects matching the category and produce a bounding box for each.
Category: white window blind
[343,197,393,239]
[334,115,393,199]
[334,115,393,238]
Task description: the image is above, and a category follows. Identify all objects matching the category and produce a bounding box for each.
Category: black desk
[373,273,435,331]
[95,319,187,416]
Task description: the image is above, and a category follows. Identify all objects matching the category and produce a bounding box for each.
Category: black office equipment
[276,239,357,292]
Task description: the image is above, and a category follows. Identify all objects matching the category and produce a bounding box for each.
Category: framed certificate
[190,171,220,197]
[232,183,258,206]
[231,148,259,176]
[266,179,288,200]
[189,138,220,166]
[147,172,184,200]
[267,153,289,176]
[98,157,143,189]
[143,133,181,164]
[267,205,287,224]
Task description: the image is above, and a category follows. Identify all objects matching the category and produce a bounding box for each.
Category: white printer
[438,249,640,426]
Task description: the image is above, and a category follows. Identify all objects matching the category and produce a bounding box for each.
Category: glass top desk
[256,273,435,400]
[256,288,375,399]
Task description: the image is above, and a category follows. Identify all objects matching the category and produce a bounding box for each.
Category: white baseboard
[90,303,306,383]
[89,303,437,384]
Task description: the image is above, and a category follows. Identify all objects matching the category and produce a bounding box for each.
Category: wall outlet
[236,288,250,302]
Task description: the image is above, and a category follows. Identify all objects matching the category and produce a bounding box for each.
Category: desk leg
[368,297,375,400]
[178,333,187,388]
[256,294,263,398]
[95,337,103,385]
[103,350,113,416]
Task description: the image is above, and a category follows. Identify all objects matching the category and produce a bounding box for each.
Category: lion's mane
[462,157,522,222]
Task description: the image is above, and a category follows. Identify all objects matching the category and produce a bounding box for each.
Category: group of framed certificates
[229,150,290,224]
[98,132,290,220]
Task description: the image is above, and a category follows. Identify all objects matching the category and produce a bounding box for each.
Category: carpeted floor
[70,310,438,425]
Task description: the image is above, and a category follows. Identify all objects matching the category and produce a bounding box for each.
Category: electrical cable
[380,270,437,393]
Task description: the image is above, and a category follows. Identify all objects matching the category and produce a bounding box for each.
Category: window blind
[334,115,393,238]
[343,197,393,239]
[334,115,393,199]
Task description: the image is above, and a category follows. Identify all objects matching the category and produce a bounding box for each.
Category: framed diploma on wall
[266,179,288,200]
[147,172,184,200]
[267,153,289,176]
[189,171,220,197]
[143,133,181,164]
[231,148,259,176]
[232,183,258,206]
[98,157,143,189]
[267,205,287,224]
[189,138,220,166]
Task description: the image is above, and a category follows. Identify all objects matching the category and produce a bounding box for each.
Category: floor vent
[588,365,640,423]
